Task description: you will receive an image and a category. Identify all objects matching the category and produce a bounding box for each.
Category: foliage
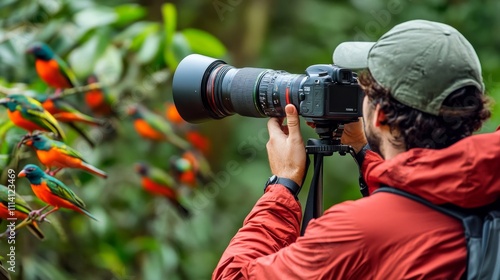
[0,0,499,279]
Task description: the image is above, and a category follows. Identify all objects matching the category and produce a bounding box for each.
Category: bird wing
[24,105,66,139]
[54,56,79,87]
[149,167,176,187]
[51,140,86,161]
[0,185,32,214]
[44,177,86,208]
[145,110,172,135]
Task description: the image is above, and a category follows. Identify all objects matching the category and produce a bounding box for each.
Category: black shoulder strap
[374,186,472,221]
[374,186,498,280]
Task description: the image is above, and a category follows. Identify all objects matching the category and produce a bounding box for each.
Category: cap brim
[333,42,375,69]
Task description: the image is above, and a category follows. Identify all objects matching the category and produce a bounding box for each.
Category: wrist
[351,141,368,154]
[264,175,302,200]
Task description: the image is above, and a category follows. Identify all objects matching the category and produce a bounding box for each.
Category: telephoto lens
[172,54,306,123]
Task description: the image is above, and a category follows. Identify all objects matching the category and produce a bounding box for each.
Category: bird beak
[0,98,9,105]
[26,47,34,54]
[18,170,26,177]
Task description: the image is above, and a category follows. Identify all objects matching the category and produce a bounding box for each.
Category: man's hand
[341,118,367,154]
[266,105,306,186]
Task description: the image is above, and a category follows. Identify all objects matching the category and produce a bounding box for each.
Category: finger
[284,105,301,140]
[267,117,284,138]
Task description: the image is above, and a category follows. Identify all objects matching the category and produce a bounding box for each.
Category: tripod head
[306,121,351,156]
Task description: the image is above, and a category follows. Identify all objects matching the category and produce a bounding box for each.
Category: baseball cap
[333,19,484,115]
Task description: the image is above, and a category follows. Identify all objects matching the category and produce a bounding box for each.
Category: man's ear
[373,104,387,127]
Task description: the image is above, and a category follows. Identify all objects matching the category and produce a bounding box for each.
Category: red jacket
[213,129,500,280]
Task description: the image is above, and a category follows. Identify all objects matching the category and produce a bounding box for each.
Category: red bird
[27,42,78,89]
[135,162,190,217]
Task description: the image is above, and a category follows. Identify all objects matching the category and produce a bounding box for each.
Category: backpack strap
[374,186,484,280]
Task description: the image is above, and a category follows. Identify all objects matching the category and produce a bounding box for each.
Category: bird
[17,164,97,221]
[35,94,103,126]
[35,94,103,148]
[128,104,191,150]
[0,94,65,140]
[135,162,190,217]
[0,184,45,240]
[171,150,213,188]
[26,42,79,90]
[170,156,197,188]
[84,75,116,117]
[164,102,211,155]
[22,133,107,178]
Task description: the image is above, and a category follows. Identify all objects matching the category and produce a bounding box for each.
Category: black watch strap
[264,175,302,200]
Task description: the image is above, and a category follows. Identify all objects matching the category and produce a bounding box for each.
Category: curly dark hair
[358,70,491,150]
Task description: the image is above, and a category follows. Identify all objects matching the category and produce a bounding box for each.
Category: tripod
[300,122,354,236]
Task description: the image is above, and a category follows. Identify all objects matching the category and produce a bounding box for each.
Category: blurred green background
[0,0,499,279]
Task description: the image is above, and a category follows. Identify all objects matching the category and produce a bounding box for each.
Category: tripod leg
[300,154,324,235]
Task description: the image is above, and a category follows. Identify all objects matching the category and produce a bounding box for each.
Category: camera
[172,54,363,124]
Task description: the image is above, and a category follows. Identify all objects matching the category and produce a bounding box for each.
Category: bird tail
[27,221,45,240]
[53,112,103,126]
[67,122,96,148]
[169,199,191,218]
[77,207,98,221]
[81,162,108,178]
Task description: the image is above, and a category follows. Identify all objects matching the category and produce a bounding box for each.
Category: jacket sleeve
[212,185,368,280]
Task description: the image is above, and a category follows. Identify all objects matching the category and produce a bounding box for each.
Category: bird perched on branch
[22,133,107,178]
[35,94,103,148]
[27,42,79,90]
[0,184,45,240]
[128,104,190,151]
[165,102,211,155]
[85,75,117,117]
[36,94,102,126]
[171,150,213,188]
[18,164,97,221]
[0,94,65,140]
[135,162,190,217]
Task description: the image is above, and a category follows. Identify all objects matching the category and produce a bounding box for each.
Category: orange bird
[0,94,65,140]
[135,162,190,217]
[171,150,213,188]
[35,94,103,148]
[165,102,211,155]
[22,134,107,178]
[127,105,190,150]
[0,184,44,240]
[27,42,78,89]
[35,94,102,126]
[18,164,97,221]
[85,75,116,117]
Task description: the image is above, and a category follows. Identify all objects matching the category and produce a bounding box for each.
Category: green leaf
[137,32,161,64]
[165,33,192,70]
[130,23,160,51]
[73,7,117,30]
[182,28,227,58]
[115,4,146,27]
[68,33,109,77]
[113,21,151,44]
[162,3,177,64]
[94,45,123,86]
[162,3,177,49]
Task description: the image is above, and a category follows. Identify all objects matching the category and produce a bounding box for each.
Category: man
[213,20,500,279]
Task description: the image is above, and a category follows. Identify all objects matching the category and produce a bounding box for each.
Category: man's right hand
[341,118,367,154]
[266,105,306,186]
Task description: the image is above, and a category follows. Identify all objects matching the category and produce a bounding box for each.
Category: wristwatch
[264,175,302,200]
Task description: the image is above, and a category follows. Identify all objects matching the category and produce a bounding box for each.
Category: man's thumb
[285,105,300,137]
